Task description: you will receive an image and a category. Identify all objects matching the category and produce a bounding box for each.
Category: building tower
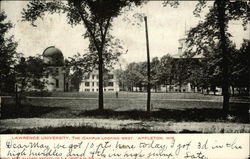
[42,46,67,92]
[177,23,188,57]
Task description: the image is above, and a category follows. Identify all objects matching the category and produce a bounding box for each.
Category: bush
[23,91,52,97]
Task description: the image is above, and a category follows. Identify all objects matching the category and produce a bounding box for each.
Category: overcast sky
[1,1,249,67]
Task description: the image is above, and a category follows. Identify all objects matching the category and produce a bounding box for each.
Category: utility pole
[144,16,151,112]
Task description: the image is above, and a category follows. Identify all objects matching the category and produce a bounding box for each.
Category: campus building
[42,46,70,92]
[169,29,222,94]
[79,70,119,92]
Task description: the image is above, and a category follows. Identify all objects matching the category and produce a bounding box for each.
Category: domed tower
[43,46,66,92]
[43,46,64,66]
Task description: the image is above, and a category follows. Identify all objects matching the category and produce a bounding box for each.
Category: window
[85,74,90,79]
[92,75,95,79]
[85,89,90,92]
[85,82,90,87]
[55,79,59,88]
[92,82,95,86]
[96,89,99,91]
[104,89,106,91]
[108,82,114,87]
[92,89,94,92]
[55,68,59,74]
[108,74,114,79]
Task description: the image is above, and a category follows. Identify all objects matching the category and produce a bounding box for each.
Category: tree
[231,40,250,95]
[150,57,160,92]
[22,0,143,110]
[113,69,126,91]
[123,62,146,92]
[0,11,19,94]
[68,37,125,91]
[172,58,190,92]
[15,55,47,106]
[186,58,203,93]
[158,54,174,92]
[185,0,249,112]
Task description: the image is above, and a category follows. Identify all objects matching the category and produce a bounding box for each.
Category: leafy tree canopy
[0,11,19,93]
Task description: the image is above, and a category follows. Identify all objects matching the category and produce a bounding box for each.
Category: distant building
[169,29,221,94]
[43,46,70,92]
[79,70,119,92]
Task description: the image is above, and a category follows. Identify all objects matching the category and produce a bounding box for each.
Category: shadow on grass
[1,104,65,119]
[0,126,201,134]
[78,104,249,123]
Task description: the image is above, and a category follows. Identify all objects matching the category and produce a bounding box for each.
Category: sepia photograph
[0,0,249,134]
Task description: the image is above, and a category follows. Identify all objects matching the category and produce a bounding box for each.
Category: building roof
[43,46,64,66]
[43,46,63,58]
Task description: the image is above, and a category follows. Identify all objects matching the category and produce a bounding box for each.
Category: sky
[1,1,249,67]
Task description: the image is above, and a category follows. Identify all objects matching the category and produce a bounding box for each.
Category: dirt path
[1,118,249,133]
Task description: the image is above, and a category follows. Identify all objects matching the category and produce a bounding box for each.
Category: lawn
[1,92,249,123]
[1,92,249,133]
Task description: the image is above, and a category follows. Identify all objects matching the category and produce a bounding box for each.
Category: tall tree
[150,57,160,92]
[0,11,19,94]
[185,0,249,112]
[22,0,143,110]
[15,55,47,106]
[231,40,250,95]
[158,54,174,92]
[123,62,145,91]
[68,37,124,91]
[172,58,190,92]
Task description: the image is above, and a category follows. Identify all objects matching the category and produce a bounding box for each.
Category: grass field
[51,91,224,100]
[1,92,249,123]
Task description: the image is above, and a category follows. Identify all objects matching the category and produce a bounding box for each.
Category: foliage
[150,57,160,91]
[184,0,249,111]
[22,0,143,110]
[0,11,19,93]
[122,62,146,91]
[15,56,47,97]
[230,40,250,95]
[158,54,173,86]
[120,54,195,92]
[171,58,191,92]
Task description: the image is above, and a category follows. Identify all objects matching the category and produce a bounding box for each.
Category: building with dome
[43,46,69,92]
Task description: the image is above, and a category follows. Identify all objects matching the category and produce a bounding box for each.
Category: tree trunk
[98,51,104,110]
[212,85,216,95]
[238,87,241,95]
[217,0,230,112]
[15,85,18,108]
[179,82,182,92]
[247,86,249,96]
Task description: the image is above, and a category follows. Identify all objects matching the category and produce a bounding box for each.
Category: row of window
[84,82,114,87]
[84,88,114,92]
[85,74,114,80]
